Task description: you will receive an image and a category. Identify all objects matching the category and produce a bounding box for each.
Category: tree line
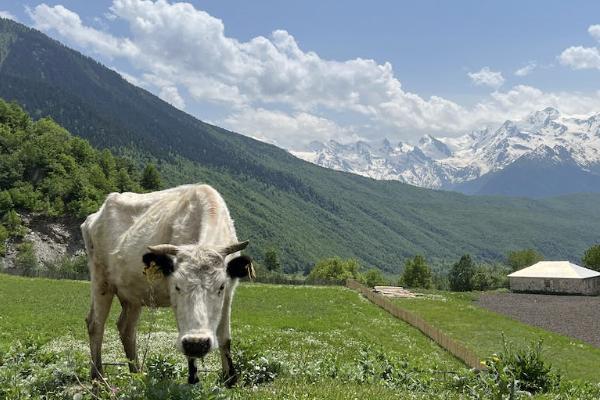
[254,245,600,292]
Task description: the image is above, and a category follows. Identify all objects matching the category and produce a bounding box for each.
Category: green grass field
[2,274,600,399]
[0,274,468,399]
[392,291,600,382]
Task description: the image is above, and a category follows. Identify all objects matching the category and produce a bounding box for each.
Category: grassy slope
[0,274,464,399]
[1,19,600,273]
[392,292,600,382]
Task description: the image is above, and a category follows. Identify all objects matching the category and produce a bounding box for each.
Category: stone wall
[509,276,600,295]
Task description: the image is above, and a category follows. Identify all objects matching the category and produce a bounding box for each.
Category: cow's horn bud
[147,244,179,255]
[219,240,249,255]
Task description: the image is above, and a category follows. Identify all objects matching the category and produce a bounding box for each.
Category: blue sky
[2,1,600,148]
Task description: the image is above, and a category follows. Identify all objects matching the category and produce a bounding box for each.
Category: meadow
[392,291,600,382]
[1,274,600,399]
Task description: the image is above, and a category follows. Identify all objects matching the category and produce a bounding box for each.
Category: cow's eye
[175,286,181,292]
[219,284,225,292]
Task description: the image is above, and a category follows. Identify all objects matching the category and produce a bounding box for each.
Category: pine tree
[141,163,162,191]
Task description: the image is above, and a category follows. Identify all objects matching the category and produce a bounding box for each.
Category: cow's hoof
[223,371,238,388]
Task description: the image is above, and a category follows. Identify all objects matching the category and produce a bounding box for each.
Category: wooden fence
[346,279,485,371]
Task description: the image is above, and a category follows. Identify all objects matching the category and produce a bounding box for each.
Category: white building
[508,261,600,295]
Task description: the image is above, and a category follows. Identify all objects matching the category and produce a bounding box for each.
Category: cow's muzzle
[181,335,211,358]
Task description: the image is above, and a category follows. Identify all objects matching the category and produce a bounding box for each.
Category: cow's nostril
[182,337,211,357]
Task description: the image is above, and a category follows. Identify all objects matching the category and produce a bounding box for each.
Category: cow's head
[142,241,254,358]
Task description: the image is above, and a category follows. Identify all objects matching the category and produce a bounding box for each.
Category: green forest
[0,99,160,252]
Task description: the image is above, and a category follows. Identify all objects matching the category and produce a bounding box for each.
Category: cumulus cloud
[514,62,536,77]
[28,4,138,59]
[0,10,17,21]
[222,107,361,148]
[468,67,505,89]
[26,2,600,147]
[559,46,600,70]
[559,24,600,70]
[159,86,185,109]
[589,24,600,42]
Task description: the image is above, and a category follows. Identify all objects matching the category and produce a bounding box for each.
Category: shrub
[481,336,560,396]
[15,241,38,276]
[400,255,432,289]
[364,268,388,287]
[449,254,475,292]
[471,265,509,291]
[234,346,282,387]
[47,254,89,280]
[0,225,7,256]
[307,257,363,283]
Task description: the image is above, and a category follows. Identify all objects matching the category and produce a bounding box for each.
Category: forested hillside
[0,99,161,256]
[1,18,599,273]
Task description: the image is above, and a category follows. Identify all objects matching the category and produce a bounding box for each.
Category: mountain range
[1,17,599,272]
[291,108,600,197]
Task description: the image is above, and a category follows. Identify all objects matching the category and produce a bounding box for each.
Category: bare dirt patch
[477,292,600,348]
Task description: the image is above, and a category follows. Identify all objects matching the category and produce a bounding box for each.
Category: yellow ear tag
[144,261,162,283]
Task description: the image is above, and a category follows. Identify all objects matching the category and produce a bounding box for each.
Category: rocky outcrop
[2,213,85,270]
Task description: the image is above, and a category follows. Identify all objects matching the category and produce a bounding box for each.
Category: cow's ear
[226,255,255,279]
[142,252,176,277]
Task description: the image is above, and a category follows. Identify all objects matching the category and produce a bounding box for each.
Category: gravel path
[477,292,600,348]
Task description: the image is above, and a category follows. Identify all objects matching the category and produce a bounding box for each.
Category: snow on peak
[289,108,600,189]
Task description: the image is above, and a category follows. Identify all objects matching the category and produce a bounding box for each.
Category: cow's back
[82,184,237,273]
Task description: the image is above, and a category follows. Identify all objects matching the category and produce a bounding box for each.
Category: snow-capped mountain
[290,108,600,197]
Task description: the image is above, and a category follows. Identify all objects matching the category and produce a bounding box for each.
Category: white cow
[81,184,254,386]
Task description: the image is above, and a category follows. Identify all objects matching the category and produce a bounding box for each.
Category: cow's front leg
[187,357,199,384]
[217,292,238,387]
[219,339,238,387]
[116,299,142,373]
[86,282,114,381]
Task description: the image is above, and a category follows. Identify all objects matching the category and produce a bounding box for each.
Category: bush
[307,257,363,283]
[15,241,38,276]
[0,225,7,257]
[471,265,509,291]
[234,346,282,387]
[47,254,89,280]
[481,336,560,396]
[363,268,388,287]
[400,255,432,289]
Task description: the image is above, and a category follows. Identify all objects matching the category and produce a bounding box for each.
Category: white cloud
[514,62,536,77]
[26,2,600,147]
[28,4,138,59]
[588,24,600,42]
[159,86,185,109]
[559,24,600,71]
[0,10,17,21]
[222,108,361,148]
[468,67,505,89]
[559,46,600,70]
